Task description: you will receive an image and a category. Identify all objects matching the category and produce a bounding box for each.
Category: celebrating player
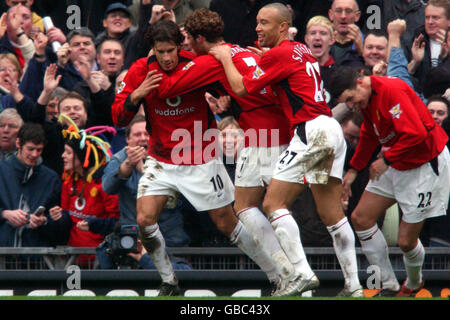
[330,65,450,297]
[112,20,276,296]
[210,3,363,297]
[154,8,302,296]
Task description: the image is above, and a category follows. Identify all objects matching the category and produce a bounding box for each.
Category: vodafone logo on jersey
[154,96,196,117]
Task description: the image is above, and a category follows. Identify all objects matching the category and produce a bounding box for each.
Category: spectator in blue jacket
[0,122,71,247]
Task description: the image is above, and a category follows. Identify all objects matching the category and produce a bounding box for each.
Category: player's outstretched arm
[209,45,248,97]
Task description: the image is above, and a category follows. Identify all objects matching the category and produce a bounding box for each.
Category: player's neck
[275,35,289,47]
[208,40,225,52]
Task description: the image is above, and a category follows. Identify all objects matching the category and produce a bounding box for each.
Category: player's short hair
[146,20,184,47]
[328,66,362,99]
[184,8,224,43]
[306,16,333,36]
[262,2,292,26]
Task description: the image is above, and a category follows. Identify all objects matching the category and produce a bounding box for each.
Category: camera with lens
[105,224,139,258]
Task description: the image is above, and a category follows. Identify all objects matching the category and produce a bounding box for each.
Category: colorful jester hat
[59,114,116,182]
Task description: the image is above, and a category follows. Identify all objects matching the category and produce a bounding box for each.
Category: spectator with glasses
[328,0,365,67]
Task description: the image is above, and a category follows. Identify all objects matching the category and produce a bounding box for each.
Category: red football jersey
[157,43,291,147]
[61,176,119,248]
[242,40,331,129]
[350,76,448,171]
[111,51,218,165]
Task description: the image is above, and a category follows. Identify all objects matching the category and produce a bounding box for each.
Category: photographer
[98,223,191,270]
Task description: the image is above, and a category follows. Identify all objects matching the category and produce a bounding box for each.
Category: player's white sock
[140,224,177,285]
[237,207,295,279]
[356,225,400,291]
[268,208,314,279]
[403,239,425,290]
[327,217,361,291]
[230,220,279,283]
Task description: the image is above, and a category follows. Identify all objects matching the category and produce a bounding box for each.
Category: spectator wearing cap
[95,2,136,65]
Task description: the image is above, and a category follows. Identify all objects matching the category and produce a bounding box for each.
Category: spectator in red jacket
[49,116,119,268]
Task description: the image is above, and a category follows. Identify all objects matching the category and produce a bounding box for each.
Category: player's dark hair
[17,123,47,147]
[146,20,184,47]
[184,8,224,43]
[328,66,362,100]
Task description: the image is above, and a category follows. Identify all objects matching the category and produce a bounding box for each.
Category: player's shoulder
[264,40,309,60]
[127,57,151,75]
[180,49,196,60]
[371,75,411,93]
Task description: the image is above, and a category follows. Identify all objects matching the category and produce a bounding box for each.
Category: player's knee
[350,209,367,230]
[210,208,237,236]
[136,211,157,227]
[397,236,416,252]
[261,198,275,216]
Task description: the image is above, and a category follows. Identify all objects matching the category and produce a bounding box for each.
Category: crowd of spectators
[0,0,448,269]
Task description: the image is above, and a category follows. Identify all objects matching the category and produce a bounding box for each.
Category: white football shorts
[234,145,288,187]
[137,156,235,212]
[272,115,346,184]
[366,146,450,223]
